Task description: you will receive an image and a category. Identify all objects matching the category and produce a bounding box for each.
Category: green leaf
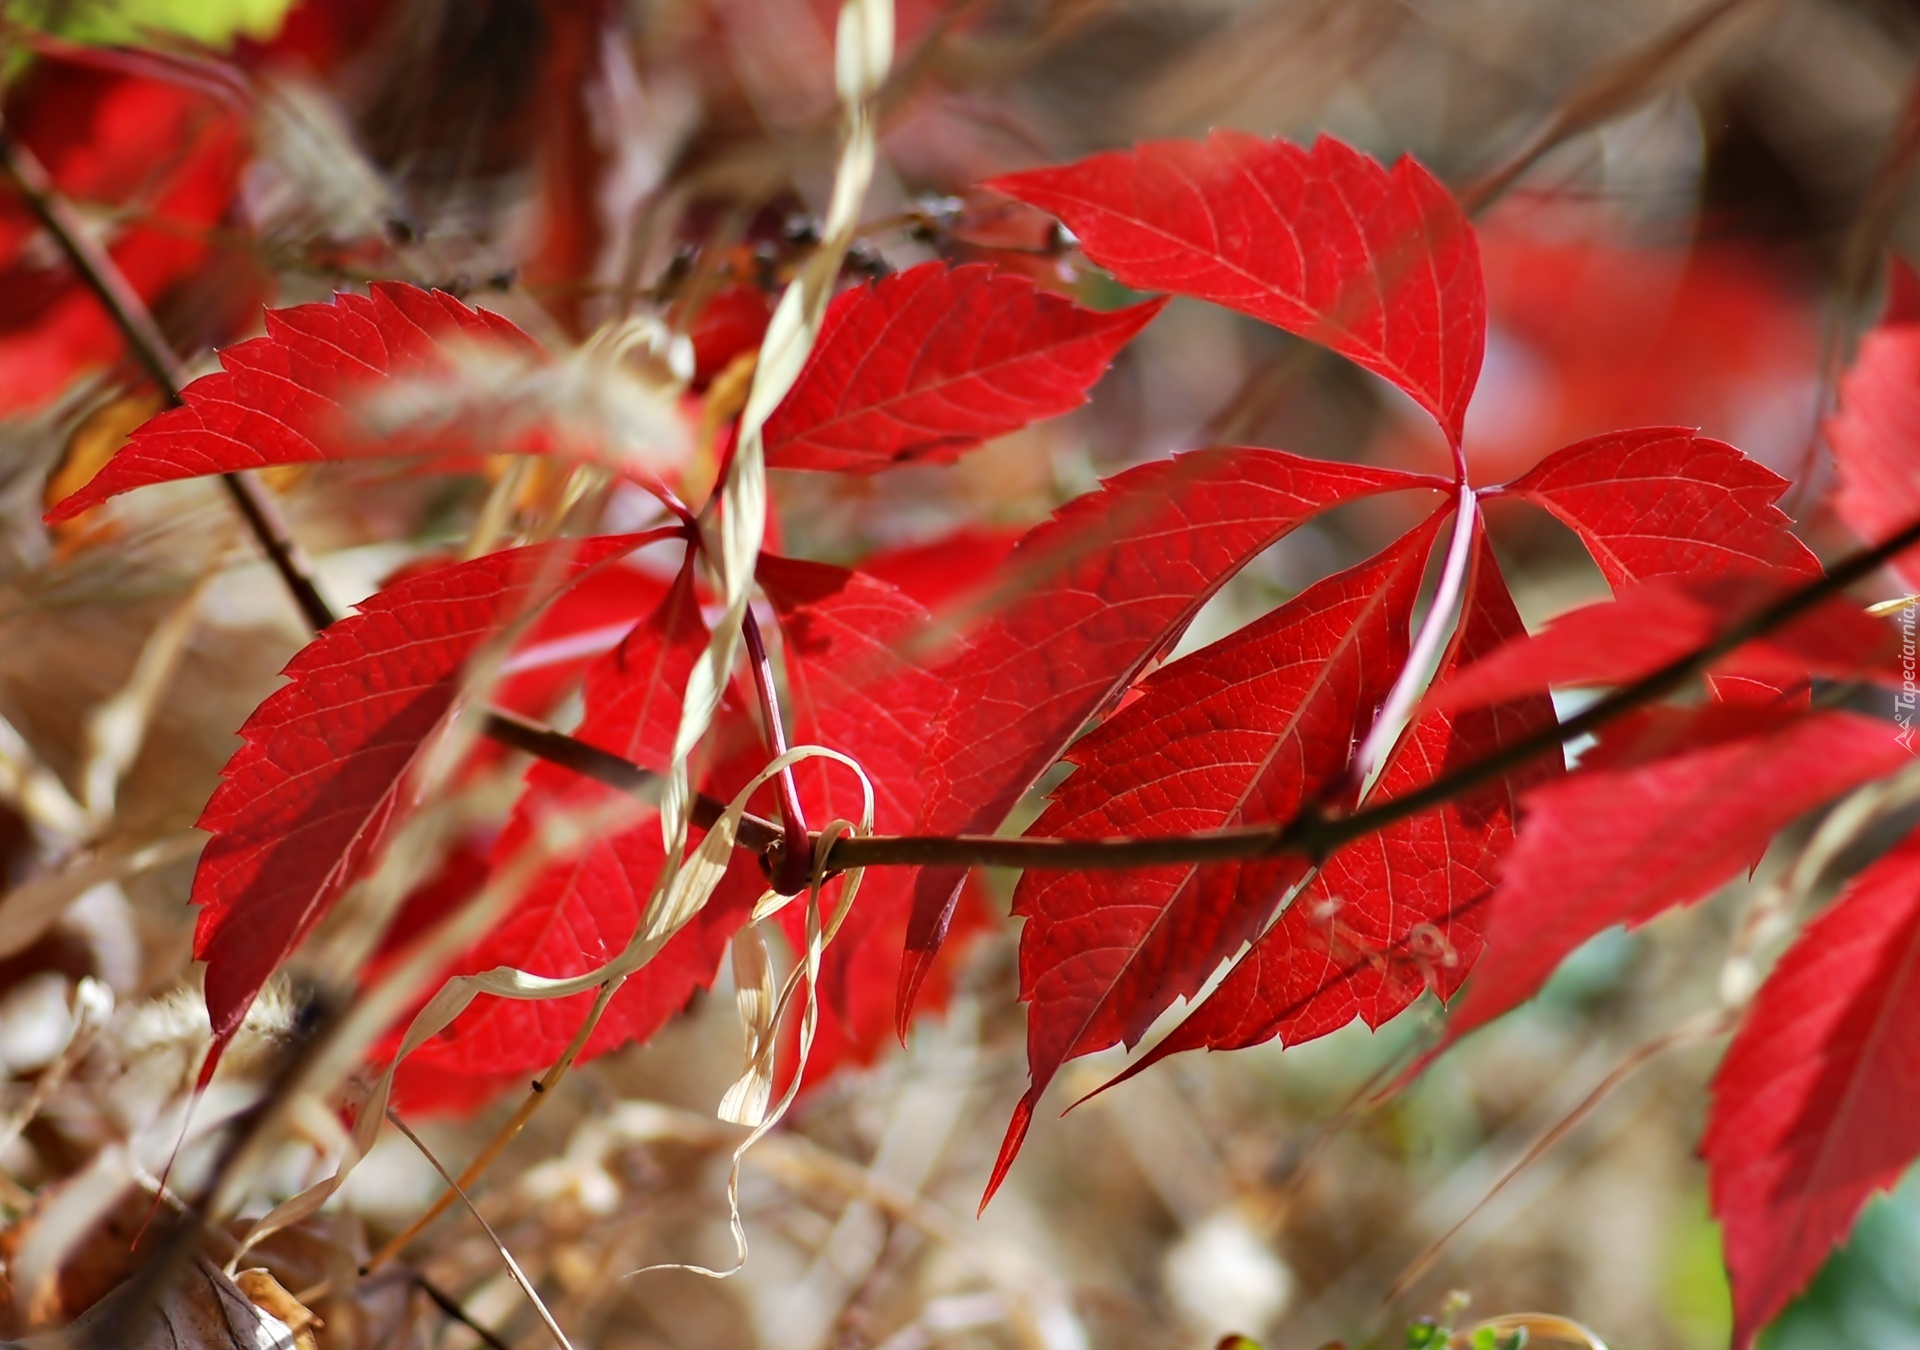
[12,0,296,49]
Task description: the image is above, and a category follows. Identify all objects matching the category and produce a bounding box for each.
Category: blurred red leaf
[1455,229,1818,484]
[0,60,253,414]
[1827,262,1920,589]
[1440,709,1907,1047]
[689,283,775,389]
[1706,825,1920,1349]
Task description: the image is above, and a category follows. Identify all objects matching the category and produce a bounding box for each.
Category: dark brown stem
[481,708,780,852]
[413,1273,515,1350]
[819,509,1920,875]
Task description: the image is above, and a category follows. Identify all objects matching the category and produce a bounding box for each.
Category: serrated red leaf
[1827,278,1920,589]
[393,553,739,1100]
[1441,710,1908,1046]
[1425,575,1899,716]
[988,133,1483,444]
[1500,427,1819,584]
[1705,825,1920,1348]
[762,263,1163,474]
[987,511,1446,1199]
[1116,524,1558,1074]
[44,281,546,522]
[901,447,1447,1025]
[192,533,659,1074]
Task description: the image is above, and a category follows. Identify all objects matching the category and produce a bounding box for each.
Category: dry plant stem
[826,503,1920,875]
[1457,0,1766,213]
[413,1273,515,1350]
[1384,1008,1735,1306]
[386,1109,576,1350]
[360,986,620,1277]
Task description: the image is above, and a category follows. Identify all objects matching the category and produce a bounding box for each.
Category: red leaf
[1706,825,1920,1348]
[1115,524,1558,1072]
[689,283,774,389]
[395,553,739,1098]
[1500,428,1820,585]
[762,263,1163,473]
[1441,710,1907,1046]
[900,447,1447,1025]
[988,133,1483,444]
[1827,280,1920,589]
[491,556,678,720]
[193,534,658,1074]
[856,526,1023,611]
[1425,575,1899,716]
[987,511,1446,1199]
[44,282,545,522]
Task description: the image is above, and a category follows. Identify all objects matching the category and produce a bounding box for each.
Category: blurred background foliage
[1,0,1920,1347]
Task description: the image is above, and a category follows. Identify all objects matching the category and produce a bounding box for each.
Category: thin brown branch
[821,507,1920,875]
[481,708,781,852]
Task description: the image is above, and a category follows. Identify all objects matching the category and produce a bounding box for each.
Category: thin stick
[361,981,624,1276]
[413,1273,516,1350]
[1384,1009,1733,1304]
[822,506,1920,875]
[1458,0,1765,214]
[387,1109,575,1350]
[482,708,779,851]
